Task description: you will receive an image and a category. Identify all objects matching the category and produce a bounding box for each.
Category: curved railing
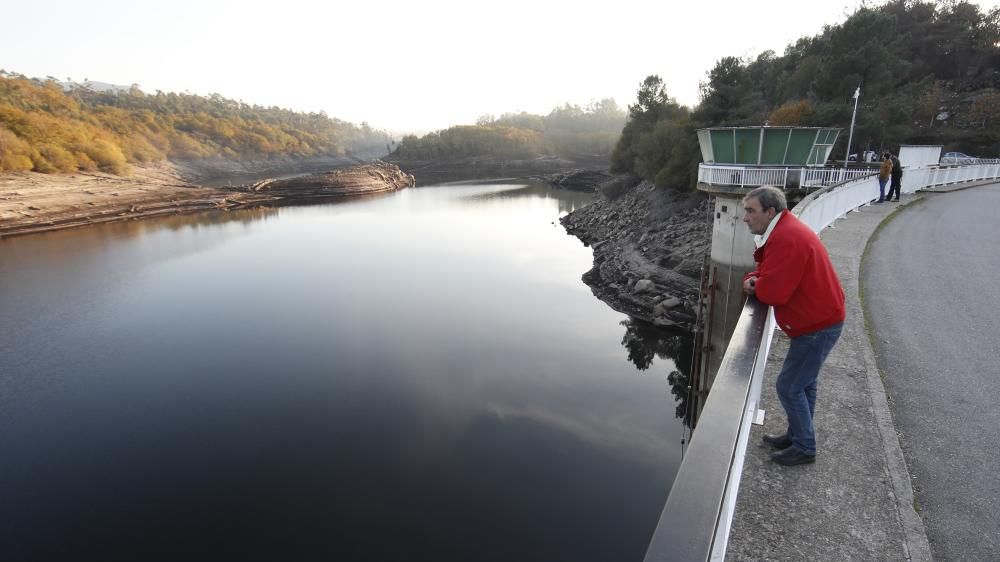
[939,156,1000,165]
[923,162,1000,189]
[643,297,774,561]
[643,162,1000,561]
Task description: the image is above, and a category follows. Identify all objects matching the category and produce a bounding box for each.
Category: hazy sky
[3,0,998,134]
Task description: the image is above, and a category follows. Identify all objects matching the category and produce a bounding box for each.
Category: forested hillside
[613,0,1000,190]
[392,99,626,160]
[0,72,390,175]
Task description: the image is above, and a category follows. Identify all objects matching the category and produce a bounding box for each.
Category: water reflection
[620,318,696,428]
[459,182,595,215]
[1,181,684,562]
[125,206,282,235]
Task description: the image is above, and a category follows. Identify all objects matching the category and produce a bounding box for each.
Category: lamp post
[843,86,861,177]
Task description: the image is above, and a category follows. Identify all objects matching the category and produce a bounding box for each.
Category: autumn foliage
[767,100,815,126]
[0,73,390,174]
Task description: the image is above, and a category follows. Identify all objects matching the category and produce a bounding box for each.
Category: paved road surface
[863,184,1000,561]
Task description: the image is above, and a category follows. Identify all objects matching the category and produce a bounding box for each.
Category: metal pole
[844,86,860,168]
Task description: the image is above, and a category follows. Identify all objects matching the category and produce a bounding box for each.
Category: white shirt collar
[754,210,783,248]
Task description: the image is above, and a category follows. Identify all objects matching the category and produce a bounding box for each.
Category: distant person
[877,153,893,203]
[741,186,846,466]
[887,154,903,202]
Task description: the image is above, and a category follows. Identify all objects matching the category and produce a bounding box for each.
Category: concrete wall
[704,195,758,384]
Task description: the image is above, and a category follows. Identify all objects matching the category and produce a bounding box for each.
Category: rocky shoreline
[0,160,413,239]
[559,175,711,330]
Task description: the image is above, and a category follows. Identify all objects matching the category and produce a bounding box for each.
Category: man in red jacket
[741,186,845,466]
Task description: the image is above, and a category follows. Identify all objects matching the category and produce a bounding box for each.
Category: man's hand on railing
[743,275,757,296]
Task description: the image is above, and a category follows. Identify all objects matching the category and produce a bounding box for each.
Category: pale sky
[2,0,998,135]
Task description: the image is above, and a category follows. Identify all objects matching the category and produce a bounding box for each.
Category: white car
[940,152,977,165]
[848,151,879,162]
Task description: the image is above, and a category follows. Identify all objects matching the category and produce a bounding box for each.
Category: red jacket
[746,210,845,338]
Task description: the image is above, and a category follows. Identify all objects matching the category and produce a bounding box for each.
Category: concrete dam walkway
[726,181,1000,561]
[864,183,1000,560]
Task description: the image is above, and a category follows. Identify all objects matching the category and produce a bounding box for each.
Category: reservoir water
[0,181,689,561]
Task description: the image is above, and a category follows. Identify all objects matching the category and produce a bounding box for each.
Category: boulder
[633,279,655,294]
[652,317,677,327]
[660,297,682,309]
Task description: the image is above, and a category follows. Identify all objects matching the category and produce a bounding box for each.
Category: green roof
[697,127,841,166]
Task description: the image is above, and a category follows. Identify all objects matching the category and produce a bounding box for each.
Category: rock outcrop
[560,177,711,329]
[245,160,414,197]
[537,169,615,192]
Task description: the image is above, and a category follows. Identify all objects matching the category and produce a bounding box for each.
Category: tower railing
[698,163,874,189]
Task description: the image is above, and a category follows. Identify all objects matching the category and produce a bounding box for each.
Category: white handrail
[796,161,1000,231]
[698,161,1000,560]
[801,167,872,186]
[925,163,1000,189]
[699,161,1000,193]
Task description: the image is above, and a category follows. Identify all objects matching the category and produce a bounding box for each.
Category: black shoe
[771,446,816,466]
[762,432,792,449]
[893,198,899,202]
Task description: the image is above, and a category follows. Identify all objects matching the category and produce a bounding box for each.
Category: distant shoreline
[0,159,412,239]
[391,154,609,186]
[1,154,610,239]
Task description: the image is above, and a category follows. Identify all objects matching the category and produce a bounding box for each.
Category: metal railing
[939,157,1000,166]
[698,164,873,189]
[800,167,873,186]
[698,165,793,188]
[925,162,1000,189]
[644,161,1000,561]
[643,298,774,561]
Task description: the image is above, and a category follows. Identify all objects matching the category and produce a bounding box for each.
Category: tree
[809,7,912,103]
[631,75,670,120]
[611,75,697,189]
[695,57,756,125]
[920,81,942,127]
[969,90,1000,129]
[768,100,815,125]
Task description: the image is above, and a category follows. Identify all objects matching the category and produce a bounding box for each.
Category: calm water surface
[0,182,688,561]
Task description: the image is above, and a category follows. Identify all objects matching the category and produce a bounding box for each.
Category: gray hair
[744,186,787,214]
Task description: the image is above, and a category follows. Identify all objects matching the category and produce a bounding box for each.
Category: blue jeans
[776,322,843,455]
[877,178,888,201]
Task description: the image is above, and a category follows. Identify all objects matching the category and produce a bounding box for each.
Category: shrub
[85,138,129,175]
[38,143,78,172]
[0,127,33,172]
